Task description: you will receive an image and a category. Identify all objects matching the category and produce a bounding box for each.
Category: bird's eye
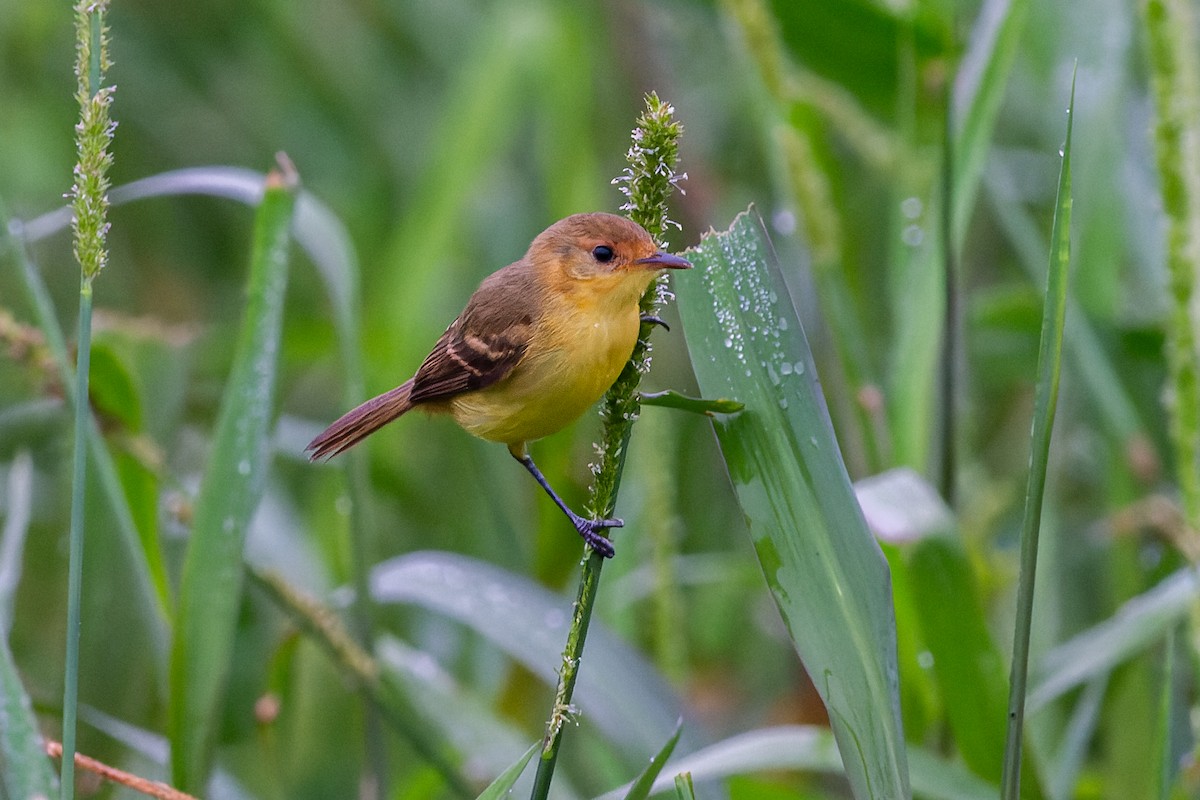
[591,245,614,263]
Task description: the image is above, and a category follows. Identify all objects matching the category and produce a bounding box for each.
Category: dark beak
[634,251,692,270]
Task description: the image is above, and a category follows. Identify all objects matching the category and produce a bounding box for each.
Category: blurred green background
[1,0,1192,798]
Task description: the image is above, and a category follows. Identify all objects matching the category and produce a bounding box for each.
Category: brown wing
[408,263,538,405]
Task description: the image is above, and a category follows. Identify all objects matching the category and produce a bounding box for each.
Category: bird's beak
[634,251,692,270]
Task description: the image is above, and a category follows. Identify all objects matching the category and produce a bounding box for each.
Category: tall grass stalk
[530,93,684,800]
[61,3,115,798]
[1143,0,1200,533]
[1000,72,1075,800]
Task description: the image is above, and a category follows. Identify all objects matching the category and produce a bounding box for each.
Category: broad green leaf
[597,727,996,800]
[624,721,682,800]
[168,166,297,793]
[676,210,909,800]
[909,537,1042,798]
[370,551,697,766]
[1000,71,1075,800]
[87,343,143,431]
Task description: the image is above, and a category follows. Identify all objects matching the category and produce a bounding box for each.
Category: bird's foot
[640,314,670,332]
[570,514,622,558]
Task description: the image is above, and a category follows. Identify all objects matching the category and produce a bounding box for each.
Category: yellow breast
[448,278,643,447]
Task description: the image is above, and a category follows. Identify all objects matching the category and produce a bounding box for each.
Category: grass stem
[530,93,684,800]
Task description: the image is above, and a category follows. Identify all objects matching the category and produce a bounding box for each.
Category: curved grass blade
[0,452,58,799]
[7,166,367,639]
[1028,567,1200,712]
[675,209,909,800]
[168,163,298,793]
[597,727,996,800]
[1000,71,1075,800]
[370,551,696,765]
[244,568,474,797]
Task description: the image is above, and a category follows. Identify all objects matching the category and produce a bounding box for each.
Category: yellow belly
[448,305,639,446]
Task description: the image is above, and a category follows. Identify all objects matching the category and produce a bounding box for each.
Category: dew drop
[901,196,923,219]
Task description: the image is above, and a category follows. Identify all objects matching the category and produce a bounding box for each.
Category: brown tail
[306,380,415,460]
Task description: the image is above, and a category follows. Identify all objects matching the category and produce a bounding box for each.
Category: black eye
[592,245,614,263]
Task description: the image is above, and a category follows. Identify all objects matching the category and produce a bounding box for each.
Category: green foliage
[678,211,909,799]
[1000,72,1074,800]
[168,164,297,792]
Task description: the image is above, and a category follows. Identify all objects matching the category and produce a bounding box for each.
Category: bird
[306,212,691,558]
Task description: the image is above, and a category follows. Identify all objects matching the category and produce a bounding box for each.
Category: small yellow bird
[307,212,691,557]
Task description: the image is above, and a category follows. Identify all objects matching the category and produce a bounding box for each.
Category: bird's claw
[640,314,670,332]
[572,515,621,558]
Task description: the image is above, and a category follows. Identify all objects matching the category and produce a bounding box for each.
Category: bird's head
[528,213,691,301]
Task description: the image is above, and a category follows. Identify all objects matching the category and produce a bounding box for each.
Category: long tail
[306,380,414,460]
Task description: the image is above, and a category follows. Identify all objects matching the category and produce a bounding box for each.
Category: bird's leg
[640,314,670,332]
[513,452,619,558]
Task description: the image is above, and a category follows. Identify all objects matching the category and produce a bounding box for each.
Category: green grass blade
[0,451,57,800]
[0,635,58,799]
[891,0,1029,471]
[676,209,909,800]
[1000,71,1075,800]
[168,163,298,793]
[624,721,682,800]
[0,452,34,636]
[952,0,1030,244]
[3,204,171,639]
[672,773,695,800]
[1028,567,1199,712]
[597,727,996,800]
[476,743,538,800]
[245,568,475,797]
[1151,626,1182,799]
[370,552,695,765]
[909,537,1042,798]
[375,5,535,370]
